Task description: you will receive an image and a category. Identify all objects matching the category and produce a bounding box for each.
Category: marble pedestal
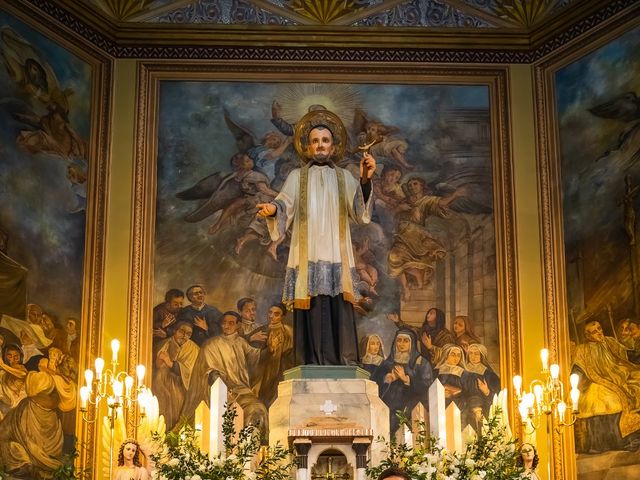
[269,366,389,480]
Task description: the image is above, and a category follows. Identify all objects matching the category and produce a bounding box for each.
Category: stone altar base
[269,366,390,480]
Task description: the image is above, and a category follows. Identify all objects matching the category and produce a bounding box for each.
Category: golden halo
[293,109,347,162]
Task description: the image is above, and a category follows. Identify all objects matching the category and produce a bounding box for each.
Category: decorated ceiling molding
[14,0,640,61]
[82,0,578,27]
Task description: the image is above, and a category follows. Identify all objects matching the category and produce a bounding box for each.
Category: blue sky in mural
[555,30,636,113]
[555,23,640,244]
[0,9,92,320]
[554,22,640,326]
[156,82,488,189]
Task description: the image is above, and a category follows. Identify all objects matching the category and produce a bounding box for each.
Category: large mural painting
[555,22,640,478]
[0,7,92,477]
[152,81,502,439]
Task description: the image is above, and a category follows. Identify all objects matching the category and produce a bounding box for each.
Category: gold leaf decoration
[286,0,365,24]
[489,0,561,28]
[98,0,153,20]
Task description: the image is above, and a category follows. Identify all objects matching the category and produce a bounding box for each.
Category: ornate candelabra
[512,348,581,433]
[78,339,150,479]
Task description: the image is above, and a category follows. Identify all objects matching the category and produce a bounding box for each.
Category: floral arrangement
[367,408,524,480]
[150,405,292,480]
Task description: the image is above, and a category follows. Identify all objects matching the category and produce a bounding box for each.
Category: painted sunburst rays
[274,83,362,126]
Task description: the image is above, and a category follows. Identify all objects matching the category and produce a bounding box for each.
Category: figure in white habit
[257,109,376,365]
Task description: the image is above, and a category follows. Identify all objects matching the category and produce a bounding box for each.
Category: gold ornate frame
[129,61,522,446]
[0,0,112,474]
[534,3,640,479]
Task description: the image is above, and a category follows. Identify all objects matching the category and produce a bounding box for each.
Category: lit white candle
[138,389,147,416]
[518,401,529,422]
[136,364,146,384]
[550,364,560,380]
[540,348,549,371]
[80,385,90,410]
[95,358,104,380]
[124,375,134,398]
[570,373,579,389]
[557,401,566,423]
[533,384,543,406]
[113,380,123,403]
[111,339,120,364]
[524,392,536,409]
[570,388,580,411]
[512,375,522,397]
[84,369,94,391]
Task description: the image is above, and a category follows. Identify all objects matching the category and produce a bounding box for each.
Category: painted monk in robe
[256,304,293,406]
[257,109,376,366]
[153,322,199,431]
[572,319,640,452]
[0,361,76,477]
[180,312,267,438]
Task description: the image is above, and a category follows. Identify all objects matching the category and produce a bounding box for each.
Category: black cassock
[294,293,359,366]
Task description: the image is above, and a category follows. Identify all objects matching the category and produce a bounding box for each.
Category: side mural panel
[0,7,92,476]
[151,81,503,439]
[555,23,640,478]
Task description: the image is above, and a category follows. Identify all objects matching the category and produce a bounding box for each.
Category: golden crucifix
[357,138,381,155]
[311,456,350,480]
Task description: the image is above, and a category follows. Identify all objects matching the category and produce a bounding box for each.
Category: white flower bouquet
[367,409,524,480]
[150,405,292,480]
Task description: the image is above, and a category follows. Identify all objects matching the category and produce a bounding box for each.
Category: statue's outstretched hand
[256,202,276,217]
[360,152,377,180]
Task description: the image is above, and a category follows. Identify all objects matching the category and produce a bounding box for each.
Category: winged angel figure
[177,109,278,236]
[352,107,413,170]
[0,27,86,160]
[589,91,640,164]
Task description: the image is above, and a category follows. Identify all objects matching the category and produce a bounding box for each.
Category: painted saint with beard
[256,110,377,366]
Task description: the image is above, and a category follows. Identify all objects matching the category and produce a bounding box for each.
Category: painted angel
[176,110,278,236]
[388,176,490,301]
[0,26,72,113]
[589,91,640,163]
[352,107,413,170]
[1,27,87,162]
